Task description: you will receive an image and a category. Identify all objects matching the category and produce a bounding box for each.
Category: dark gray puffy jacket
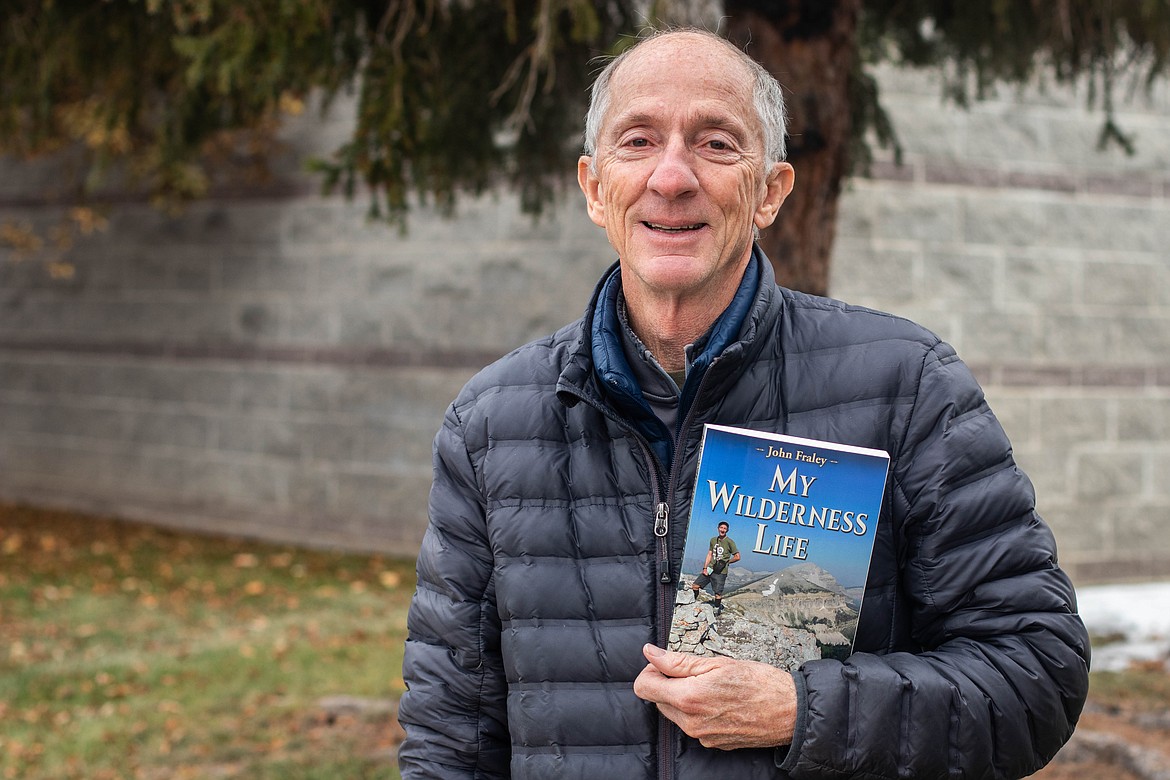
[398,256,1090,779]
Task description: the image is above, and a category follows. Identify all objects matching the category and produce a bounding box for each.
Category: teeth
[645,222,703,232]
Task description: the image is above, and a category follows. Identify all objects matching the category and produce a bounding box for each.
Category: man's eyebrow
[606,111,750,137]
[694,113,750,137]
[605,111,655,133]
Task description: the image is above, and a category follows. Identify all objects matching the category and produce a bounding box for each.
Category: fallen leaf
[233,553,259,568]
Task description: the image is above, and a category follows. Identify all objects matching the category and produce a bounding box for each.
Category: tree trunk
[725,0,861,296]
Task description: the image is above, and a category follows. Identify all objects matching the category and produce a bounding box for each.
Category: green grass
[0,503,414,780]
[4,503,1163,778]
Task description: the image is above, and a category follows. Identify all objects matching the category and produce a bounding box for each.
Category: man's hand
[633,644,797,751]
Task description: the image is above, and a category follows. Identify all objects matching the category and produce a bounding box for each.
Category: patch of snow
[1075,580,1170,672]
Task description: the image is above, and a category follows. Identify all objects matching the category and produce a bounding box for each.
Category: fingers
[634,644,729,713]
[633,646,799,750]
[640,643,723,678]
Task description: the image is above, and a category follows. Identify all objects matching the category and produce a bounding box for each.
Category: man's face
[578,34,794,309]
[718,524,728,538]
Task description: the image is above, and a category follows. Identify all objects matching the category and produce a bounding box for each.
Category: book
[670,424,890,671]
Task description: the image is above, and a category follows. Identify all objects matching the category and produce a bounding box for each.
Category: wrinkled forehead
[614,32,754,83]
[601,34,758,133]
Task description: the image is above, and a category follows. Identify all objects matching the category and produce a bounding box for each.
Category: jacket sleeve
[783,342,1090,780]
[397,402,510,779]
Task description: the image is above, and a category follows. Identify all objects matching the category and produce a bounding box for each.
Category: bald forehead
[609,32,755,89]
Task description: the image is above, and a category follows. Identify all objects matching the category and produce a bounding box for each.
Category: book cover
[670,424,890,671]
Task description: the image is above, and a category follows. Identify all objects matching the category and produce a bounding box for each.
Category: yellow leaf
[2,533,23,554]
[279,92,305,116]
[48,262,76,280]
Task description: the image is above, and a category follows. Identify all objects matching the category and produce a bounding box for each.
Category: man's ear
[753,161,795,230]
[578,155,606,228]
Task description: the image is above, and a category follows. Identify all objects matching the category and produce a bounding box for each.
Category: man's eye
[629,138,649,148]
[708,139,730,151]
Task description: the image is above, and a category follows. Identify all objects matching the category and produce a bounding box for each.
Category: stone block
[1073,450,1145,502]
[869,188,963,245]
[279,200,370,248]
[123,409,211,450]
[287,466,334,514]
[101,298,238,342]
[1152,453,1170,500]
[957,311,1037,364]
[981,395,1035,446]
[135,364,238,409]
[234,301,283,341]
[833,184,879,240]
[298,419,364,464]
[228,369,286,412]
[179,456,289,509]
[829,241,917,307]
[215,251,266,292]
[315,251,374,300]
[1038,397,1111,449]
[1112,314,1170,364]
[881,96,968,161]
[1039,313,1115,364]
[921,248,997,308]
[0,399,125,440]
[1040,503,1109,561]
[111,201,283,247]
[121,245,180,292]
[359,416,442,469]
[399,196,507,245]
[1002,250,1079,309]
[964,105,1049,163]
[214,415,304,460]
[284,303,338,344]
[1105,503,1170,561]
[0,434,122,485]
[1052,199,1163,253]
[261,254,317,295]
[1117,397,1170,443]
[1011,442,1069,502]
[0,357,82,397]
[961,191,1048,248]
[285,370,346,413]
[332,467,432,543]
[169,247,217,293]
[336,304,384,346]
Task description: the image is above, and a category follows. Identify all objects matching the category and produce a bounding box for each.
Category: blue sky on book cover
[683,425,891,589]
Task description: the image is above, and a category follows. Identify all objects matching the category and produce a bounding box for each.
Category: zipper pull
[654,502,672,584]
[654,502,669,537]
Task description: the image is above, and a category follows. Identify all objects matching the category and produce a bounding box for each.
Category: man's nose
[646,139,698,199]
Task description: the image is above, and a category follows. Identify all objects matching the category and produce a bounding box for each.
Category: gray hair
[583,28,788,168]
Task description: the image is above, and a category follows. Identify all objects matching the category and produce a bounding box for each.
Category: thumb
[642,643,721,678]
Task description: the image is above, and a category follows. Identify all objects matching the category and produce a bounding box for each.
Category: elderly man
[398,28,1089,780]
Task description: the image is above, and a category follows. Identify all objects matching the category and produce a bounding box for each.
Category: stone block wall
[832,66,1170,582]
[2,65,1169,581]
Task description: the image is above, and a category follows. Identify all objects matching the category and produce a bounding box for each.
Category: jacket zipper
[653,363,719,780]
[564,357,721,780]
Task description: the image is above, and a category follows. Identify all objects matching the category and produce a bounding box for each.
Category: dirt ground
[1034,691,1170,779]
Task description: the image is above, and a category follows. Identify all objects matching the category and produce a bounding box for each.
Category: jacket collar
[558,246,779,467]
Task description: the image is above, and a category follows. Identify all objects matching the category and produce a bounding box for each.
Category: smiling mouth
[643,221,705,233]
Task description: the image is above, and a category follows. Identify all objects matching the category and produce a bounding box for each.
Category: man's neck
[621,274,745,373]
